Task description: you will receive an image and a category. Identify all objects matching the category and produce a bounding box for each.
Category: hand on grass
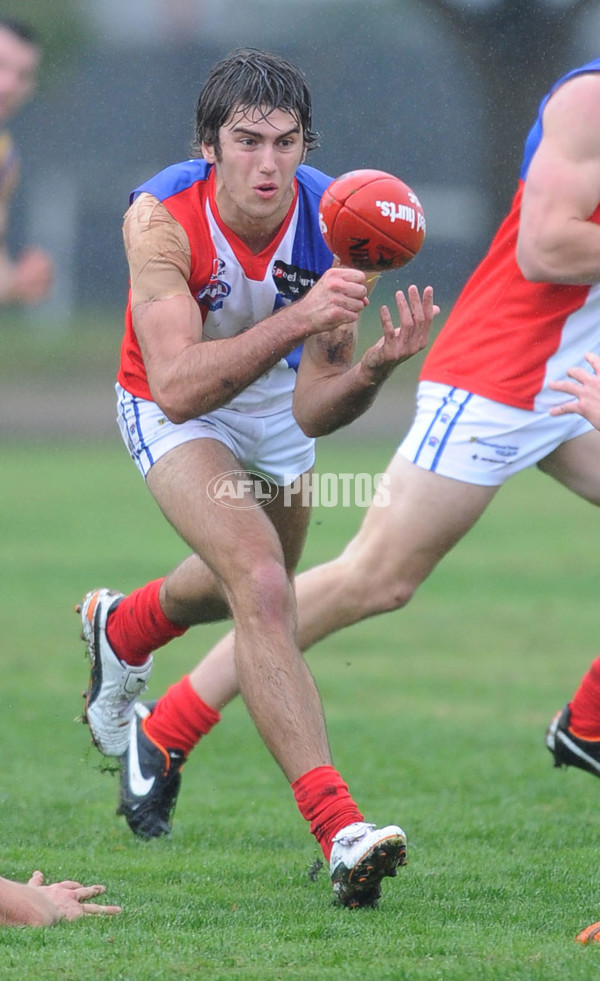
[27,870,122,921]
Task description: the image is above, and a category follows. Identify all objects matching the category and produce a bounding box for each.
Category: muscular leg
[128,428,600,672]
[159,556,229,626]
[147,439,328,781]
[294,452,499,648]
[190,452,498,702]
[155,470,310,627]
[185,473,312,708]
[189,429,600,713]
[537,427,600,504]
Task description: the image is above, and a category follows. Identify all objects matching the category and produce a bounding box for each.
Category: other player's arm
[549,352,600,429]
[126,195,369,423]
[0,871,121,927]
[517,72,600,285]
[293,284,437,437]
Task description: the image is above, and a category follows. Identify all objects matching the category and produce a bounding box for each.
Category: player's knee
[340,552,418,617]
[239,557,294,622]
[378,576,418,613]
[360,574,416,616]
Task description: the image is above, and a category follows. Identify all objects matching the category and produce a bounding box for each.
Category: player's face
[203,107,306,242]
[0,28,40,125]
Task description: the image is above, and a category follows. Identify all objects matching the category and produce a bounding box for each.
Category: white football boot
[329,821,407,908]
[78,588,153,757]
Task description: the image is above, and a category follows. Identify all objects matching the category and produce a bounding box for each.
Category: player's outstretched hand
[549,352,600,431]
[361,284,439,375]
[27,870,122,921]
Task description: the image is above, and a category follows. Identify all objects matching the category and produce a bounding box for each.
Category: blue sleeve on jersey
[296,163,334,198]
[294,164,335,272]
[130,159,213,204]
[281,166,336,371]
[519,59,600,180]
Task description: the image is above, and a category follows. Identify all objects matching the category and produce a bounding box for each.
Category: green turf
[1,435,600,979]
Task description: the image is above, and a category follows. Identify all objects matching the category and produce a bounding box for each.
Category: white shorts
[116,383,316,485]
[398,381,594,486]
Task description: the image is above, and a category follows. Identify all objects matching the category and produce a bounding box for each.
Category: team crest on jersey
[272,260,318,300]
[196,258,231,311]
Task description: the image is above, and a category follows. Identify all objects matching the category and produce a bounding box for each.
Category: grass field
[2,424,600,977]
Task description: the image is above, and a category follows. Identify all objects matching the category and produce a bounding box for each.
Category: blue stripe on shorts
[413,388,472,471]
[117,386,154,473]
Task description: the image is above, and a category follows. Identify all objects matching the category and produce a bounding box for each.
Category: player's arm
[549,352,600,429]
[127,195,369,423]
[517,72,600,285]
[293,284,436,437]
[0,874,62,926]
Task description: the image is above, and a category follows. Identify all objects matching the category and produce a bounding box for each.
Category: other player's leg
[293,451,499,649]
[539,428,600,773]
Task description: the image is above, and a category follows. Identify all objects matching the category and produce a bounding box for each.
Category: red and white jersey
[421,59,600,412]
[118,160,333,414]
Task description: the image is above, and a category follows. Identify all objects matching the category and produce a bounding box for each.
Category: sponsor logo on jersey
[272,261,318,300]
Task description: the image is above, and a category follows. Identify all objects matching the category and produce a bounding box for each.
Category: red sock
[292,765,364,861]
[145,675,221,756]
[568,656,600,739]
[106,578,187,666]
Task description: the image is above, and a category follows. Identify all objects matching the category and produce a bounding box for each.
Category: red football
[319,169,426,271]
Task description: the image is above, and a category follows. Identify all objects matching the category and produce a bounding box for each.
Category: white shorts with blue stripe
[115,383,315,486]
[398,381,593,487]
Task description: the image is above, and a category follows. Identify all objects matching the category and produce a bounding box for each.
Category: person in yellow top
[0,16,53,307]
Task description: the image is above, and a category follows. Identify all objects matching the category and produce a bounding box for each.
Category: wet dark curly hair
[192,48,319,157]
